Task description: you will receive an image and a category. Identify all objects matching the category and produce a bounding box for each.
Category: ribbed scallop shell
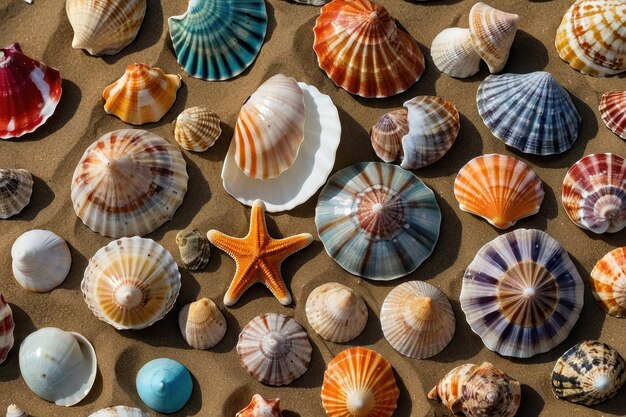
[380,281,455,359]
[477,71,581,155]
[555,0,626,77]
[316,162,441,280]
[370,109,408,163]
[0,295,14,365]
[174,106,221,152]
[469,2,519,73]
[6,405,28,417]
[233,74,305,180]
[237,313,312,386]
[552,341,626,405]
[81,237,181,330]
[599,90,626,139]
[590,247,626,317]
[562,153,626,233]
[11,229,71,292]
[428,363,479,413]
[400,96,460,169]
[305,282,368,343]
[431,28,481,78]
[178,298,226,349]
[0,43,62,139]
[453,154,545,229]
[102,63,182,125]
[313,0,425,98]
[0,168,33,219]
[66,0,146,56]
[321,347,399,417]
[461,362,521,417]
[176,229,210,270]
[460,228,584,358]
[236,394,282,417]
[71,129,188,238]
[88,406,149,417]
[168,0,267,81]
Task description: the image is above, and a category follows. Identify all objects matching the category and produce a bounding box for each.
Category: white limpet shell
[222,82,341,212]
[178,298,227,349]
[6,404,28,417]
[88,406,149,416]
[11,229,71,293]
[431,28,481,78]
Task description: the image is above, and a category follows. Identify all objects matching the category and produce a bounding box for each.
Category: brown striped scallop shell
[590,247,626,317]
[469,2,519,73]
[174,106,222,152]
[370,109,408,163]
[178,298,226,349]
[0,168,32,219]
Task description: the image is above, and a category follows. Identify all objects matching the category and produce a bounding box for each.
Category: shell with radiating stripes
[562,153,626,233]
[370,109,408,163]
[461,362,521,417]
[600,90,626,139]
[236,394,283,417]
[178,298,226,349]
[176,229,210,270]
[0,168,33,219]
[555,0,626,77]
[590,247,626,317]
[552,341,626,405]
[71,129,188,238]
[460,228,584,358]
[305,282,368,343]
[431,28,481,78]
[469,2,519,73]
[454,154,545,229]
[81,237,181,330]
[66,0,146,56]
[313,0,425,98]
[477,71,581,155]
[174,106,222,152]
[237,313,312,386]
[102,63,181,125]
[233,74,305,180]
[88,406,149,417]
[321,347,399,417]
[0,295,14,365]
[381,281,455,359]
[428,363,479,413]
[315,162,441,280]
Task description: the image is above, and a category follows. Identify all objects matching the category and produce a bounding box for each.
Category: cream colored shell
[174,106,222,152]
[178,298,226,349]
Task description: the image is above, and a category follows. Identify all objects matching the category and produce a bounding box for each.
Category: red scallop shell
[0,43,62,139]
[599,90,626,139]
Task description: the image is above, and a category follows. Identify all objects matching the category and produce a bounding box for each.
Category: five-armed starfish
[207,200,313,306]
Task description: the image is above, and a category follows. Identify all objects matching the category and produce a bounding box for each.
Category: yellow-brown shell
[178,298,226,349]
[590,247,626,317]
[174,106,222,152]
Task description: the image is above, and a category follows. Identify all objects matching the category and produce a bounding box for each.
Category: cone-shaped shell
[0,168,33,219]
[174,106,222,152]
[552,341,626,405]
[562,153,626,233]
[0,295,15,365]
[19,327,97,406]
[176,229,210,270]
[316,162,441,280]
[237,313,312,386]
[178,298,226,349]
[477,71,581,155]
[454,154,545,229]
[555,0,626,77]
[233,74,305,180]
[400,96,460,169]
[71,129,188,238]
[427,363,480,413]
[461,362,521,417]
[0,43,62,139]
[305,282,368,343]
[168,0,267,81]
[11,229,71,292]
[102,63,181,125]
[81,237,181,330]
[6,405,28,417]
[599,90,626,139]
[431,28,481,78]
[66,0,146,56]
[380,281,455,359]
[136,358,192,414]
[321,347,399,417]
[313,0,425,98]
[236,394,283,417]
[370,109,408,163]
[88,406,149,417]
[590,247,626,317]
[460,229,584,358]
[469,2,519,73]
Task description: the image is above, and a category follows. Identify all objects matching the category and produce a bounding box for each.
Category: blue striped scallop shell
[476,71,581,155]
[168,0,268,81]
[315,162,441,280]
[460,229,584,358]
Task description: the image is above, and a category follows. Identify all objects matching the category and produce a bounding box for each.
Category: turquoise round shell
[315,162,441,280]
[168,0,268,81]
[136,358,193,414]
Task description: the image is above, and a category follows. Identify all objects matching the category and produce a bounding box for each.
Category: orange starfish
[207,200,313,306]
[236,394,283,416]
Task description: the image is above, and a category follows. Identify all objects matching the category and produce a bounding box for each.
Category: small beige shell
[175,106,222,152]
[176,229,210,270]
[305,282,368,343]
[178,298,226,349]
[431,28,481,78]
[0,168,33,219]
[469,2,519,73]
[6,404,28,417]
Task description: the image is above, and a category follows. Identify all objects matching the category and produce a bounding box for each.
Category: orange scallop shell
[590,247,626,317]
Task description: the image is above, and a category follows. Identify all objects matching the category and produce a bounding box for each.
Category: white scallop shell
[178,298,227,349]
[431,28,481,78]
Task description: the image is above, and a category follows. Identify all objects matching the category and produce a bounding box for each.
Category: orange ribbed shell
[591,247,626,317]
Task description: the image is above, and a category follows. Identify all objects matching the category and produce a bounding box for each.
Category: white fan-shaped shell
[0,168,33,219]
[469,2,519,73]
[178,298,227,349]
[431,28,481,78]
[88,406,149,417]
[6,405,28,417]
[11,229,71,292]
[174,106,222,152]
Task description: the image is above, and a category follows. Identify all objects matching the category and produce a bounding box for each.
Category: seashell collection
[4,0,626,415]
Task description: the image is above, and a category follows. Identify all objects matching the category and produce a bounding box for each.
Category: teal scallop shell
[168,0,268,81]
[136,358,193,414]
[315,162,441,280]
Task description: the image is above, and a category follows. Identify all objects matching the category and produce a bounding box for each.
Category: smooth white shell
[6,405,28,417]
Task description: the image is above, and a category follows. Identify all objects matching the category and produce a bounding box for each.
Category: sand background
[1,0,625,415]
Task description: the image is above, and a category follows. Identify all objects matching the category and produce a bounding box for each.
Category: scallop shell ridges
[590,247,626,317]
[0,168,33,219]
[599,90,626,139]
[174,106,222,152]
[176,229,210,270]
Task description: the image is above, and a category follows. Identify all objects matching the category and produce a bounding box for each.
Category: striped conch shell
[6,405,28,417]
[233,74,305,180]
[469,2,519,73]
[0,168,33,219]
[178,298,226,349]
[66,0,146,56]
[174,106,222,152]
[102,63,182,125]
[431,28,481,78]
[0,295,15,365]
[590,247,626,317]
[599,90,626,139]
